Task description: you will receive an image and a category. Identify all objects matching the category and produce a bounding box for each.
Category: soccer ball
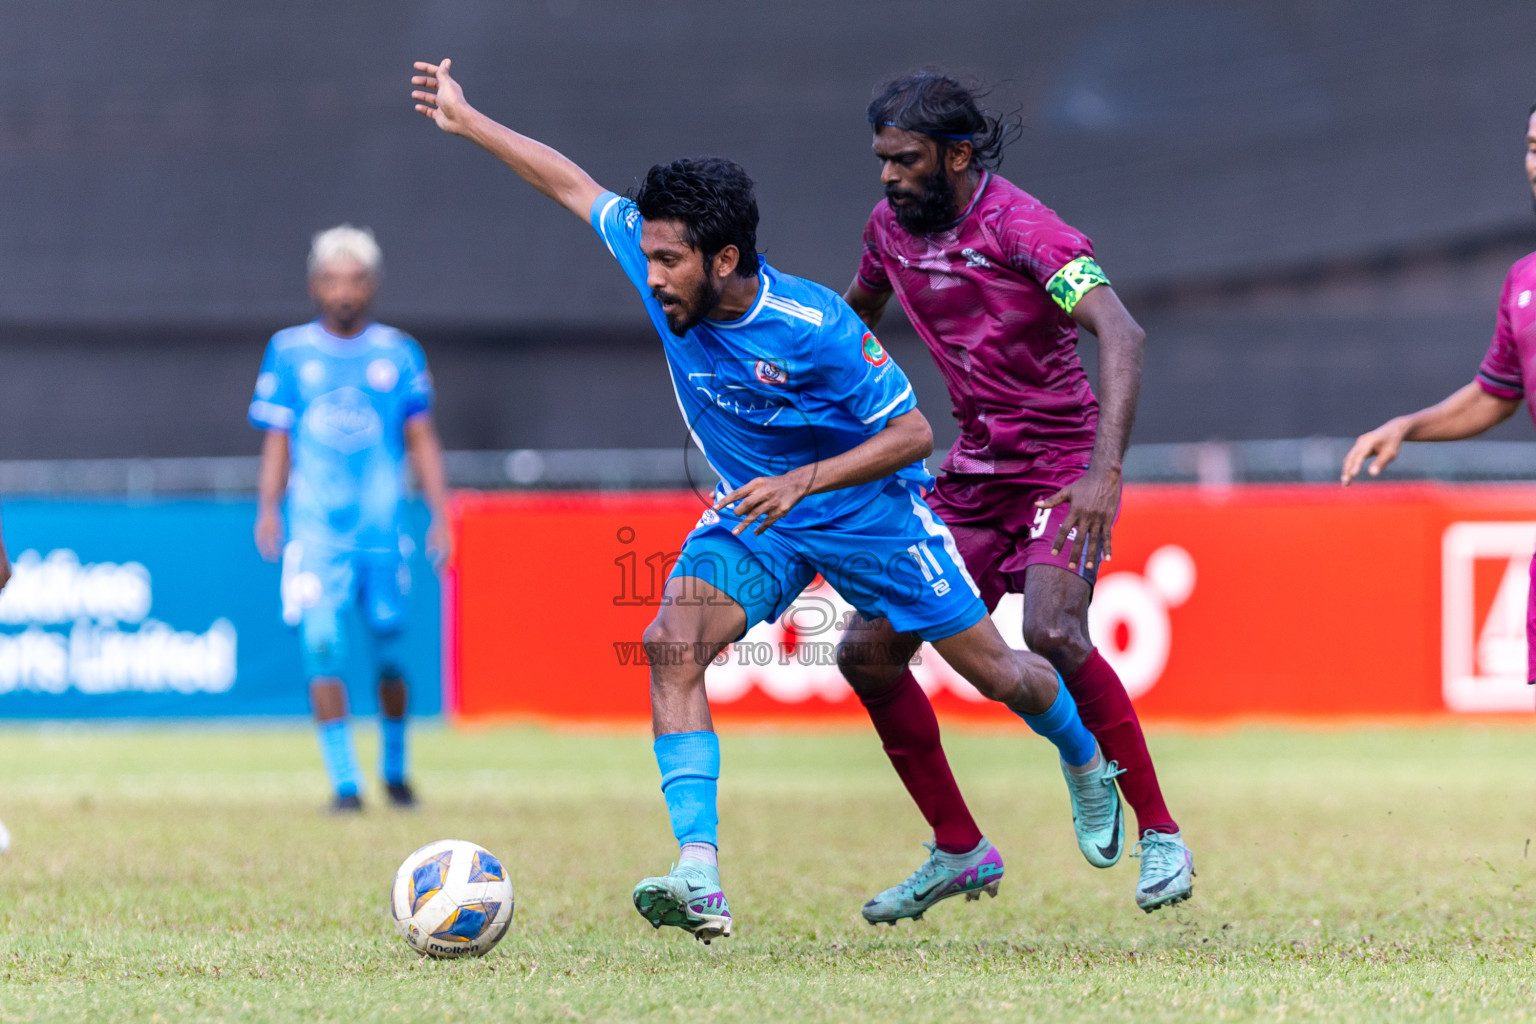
[390,839,514,958]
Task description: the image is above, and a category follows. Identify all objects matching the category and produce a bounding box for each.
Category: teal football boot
[632,859,732,943]
[1132,829,1194,912]
[1061,749,1126,868]
[861,838,1004,926]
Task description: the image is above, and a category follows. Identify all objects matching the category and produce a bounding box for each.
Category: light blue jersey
[592,191,985,640]
[248,321,433,555]
[591,192,928,528]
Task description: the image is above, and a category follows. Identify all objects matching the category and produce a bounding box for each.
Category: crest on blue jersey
[366,358,399,392]
[754,360,788,386]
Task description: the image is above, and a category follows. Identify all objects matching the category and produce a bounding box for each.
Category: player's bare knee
[1022,617,1091,669]
[835,641,903,696]
[960,649,1026,704]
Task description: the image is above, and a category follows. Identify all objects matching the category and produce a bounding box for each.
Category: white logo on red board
[700,546,1195,707]
[1087,546,1196,699]
[1441,522,1536,712]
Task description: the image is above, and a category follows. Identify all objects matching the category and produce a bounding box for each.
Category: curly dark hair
[867,70,1023,170]
[632,158,760,278]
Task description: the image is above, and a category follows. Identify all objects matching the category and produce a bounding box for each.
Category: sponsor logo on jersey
[366,358,399,392]
[305,386,383,454]
[961,248,992,269]
[255,372,279,399]
[862,332,889,366]
[754,360,788,386]
[1520,290,1532,309]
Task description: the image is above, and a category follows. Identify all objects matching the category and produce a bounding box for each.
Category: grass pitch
[0,722,1533,1023]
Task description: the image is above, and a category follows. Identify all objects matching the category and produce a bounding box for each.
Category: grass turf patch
[0,723,1533,1022]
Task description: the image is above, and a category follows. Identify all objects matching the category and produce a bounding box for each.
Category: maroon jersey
[859,171,1104,474]
[1475,250,1536,683]
[1476,251,1536,417]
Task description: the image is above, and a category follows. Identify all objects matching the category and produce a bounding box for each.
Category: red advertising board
[448,484,1536,721]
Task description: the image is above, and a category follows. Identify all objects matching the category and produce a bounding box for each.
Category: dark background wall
[4,1,1536,457]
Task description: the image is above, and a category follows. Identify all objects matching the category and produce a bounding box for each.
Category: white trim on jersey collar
[307,319,379,357]
[704,271,770,331]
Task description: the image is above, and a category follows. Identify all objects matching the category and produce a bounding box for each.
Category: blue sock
[653,731,720,850]
[381,717,407,785]
[1015,676,1098,768]
[316,719,361,798]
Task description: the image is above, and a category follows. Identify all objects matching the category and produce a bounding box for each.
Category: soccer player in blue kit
[249,225,451,813]
[413,59,1109,941]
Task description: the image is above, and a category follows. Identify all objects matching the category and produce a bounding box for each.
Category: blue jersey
[248,321,433,554]
[591,192,927,527]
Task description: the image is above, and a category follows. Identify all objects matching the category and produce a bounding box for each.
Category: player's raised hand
[1036,466,1120,572]
[412,59,472,135]
[1341,420,1408,486]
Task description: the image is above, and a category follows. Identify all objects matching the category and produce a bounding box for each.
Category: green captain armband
[1044,256,1110,314]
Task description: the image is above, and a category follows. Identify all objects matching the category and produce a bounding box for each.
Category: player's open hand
[255,509,285,563]
[412,59,471,135]
[715,470,811,536]
[1341,419,1408,486]
[427,518,453,569]
[1036,465,1121,572]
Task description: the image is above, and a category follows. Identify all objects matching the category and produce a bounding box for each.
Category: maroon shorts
[924,462,1107,610]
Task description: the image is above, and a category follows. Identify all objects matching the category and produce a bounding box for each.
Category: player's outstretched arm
[1341,381,1521,485]
[411,59,604,220]
[1036,285,1145,571]
[716,409,933,536]
[255,431,290,562]
[405,414,453,565]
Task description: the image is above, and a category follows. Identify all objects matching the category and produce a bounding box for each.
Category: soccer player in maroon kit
[836,71,1193,917]
[1344,105,1536,681]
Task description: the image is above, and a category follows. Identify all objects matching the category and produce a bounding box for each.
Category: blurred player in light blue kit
[249,225,451,813]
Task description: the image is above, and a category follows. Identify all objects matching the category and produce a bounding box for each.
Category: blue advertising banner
[0,498,441,718]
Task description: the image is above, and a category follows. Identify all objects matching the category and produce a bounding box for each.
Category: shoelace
[1131,830,1185,870]
[1075,759,1126,831]
[890,841,947,895]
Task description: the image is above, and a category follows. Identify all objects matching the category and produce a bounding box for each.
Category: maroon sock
[858,669,984,854]
[1063,650,1179,835]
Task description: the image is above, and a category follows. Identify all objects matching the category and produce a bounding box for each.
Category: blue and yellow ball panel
[410,850,453,914]
[468,850,504,883]
[430,901,502,943]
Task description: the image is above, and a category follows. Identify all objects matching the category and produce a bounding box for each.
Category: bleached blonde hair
[307,224,382,277]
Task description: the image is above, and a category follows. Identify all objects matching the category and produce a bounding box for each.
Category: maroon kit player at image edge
[1343,104,1536,694]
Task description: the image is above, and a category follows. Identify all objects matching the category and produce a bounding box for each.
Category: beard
[654,273,722,337]
[886,165,958,235]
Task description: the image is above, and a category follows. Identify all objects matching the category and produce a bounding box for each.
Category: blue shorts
[281,538,410,680]
[668,479,986,642]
